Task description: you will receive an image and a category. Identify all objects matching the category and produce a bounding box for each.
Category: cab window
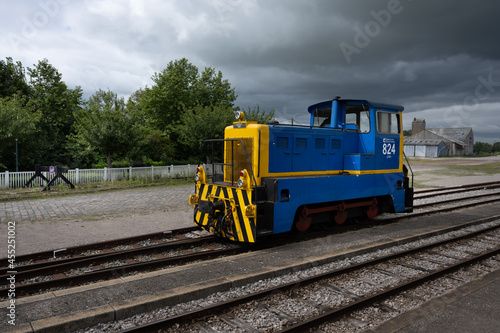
[345,105,370,133]
[313,107,332,127]
[377,111,400,134]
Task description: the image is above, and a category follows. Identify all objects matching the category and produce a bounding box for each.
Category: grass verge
[0,178,193,202]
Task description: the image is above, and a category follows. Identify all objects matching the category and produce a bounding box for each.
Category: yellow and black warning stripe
[194,183,256,243]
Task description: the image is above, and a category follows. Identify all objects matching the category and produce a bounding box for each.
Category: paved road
[0,185,193,223]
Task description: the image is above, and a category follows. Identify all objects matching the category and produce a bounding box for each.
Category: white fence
[0,165,201,189]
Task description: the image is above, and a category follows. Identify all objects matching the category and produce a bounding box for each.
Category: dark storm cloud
[1,0,499,142]
[186,0,500,141]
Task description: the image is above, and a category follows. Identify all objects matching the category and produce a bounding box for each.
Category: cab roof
[307,99,404,114]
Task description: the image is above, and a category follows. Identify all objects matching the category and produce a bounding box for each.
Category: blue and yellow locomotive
[189,97,414,243]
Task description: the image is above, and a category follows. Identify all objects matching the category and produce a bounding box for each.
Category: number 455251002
[383,143,396,155]
[8,221,16,270]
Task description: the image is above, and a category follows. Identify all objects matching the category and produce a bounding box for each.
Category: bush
[474,141,493,155]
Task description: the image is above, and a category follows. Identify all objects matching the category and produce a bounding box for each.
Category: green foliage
[133,58,237,161]
[0,56,275,170]
[473,141,492,155]
[403,130,412,136]
[243,104,275,123]
[178,103,235,160]
[143,58,199,129]
[0,57,29,98]
[126,90,175,164]
[493,142,500,153]
[22,59,83,167]
[143,58,236,131]
[70,89,139,169]
[0,94,42,152]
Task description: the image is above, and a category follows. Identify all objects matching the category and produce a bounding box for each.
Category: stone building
[403,118,474,157]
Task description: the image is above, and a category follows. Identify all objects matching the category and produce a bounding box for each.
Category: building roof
[404,127,473,148]
[427,128,472,147]
[404,138,444,146]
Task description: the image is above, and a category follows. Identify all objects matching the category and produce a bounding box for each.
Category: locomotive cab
[190,98,414,243]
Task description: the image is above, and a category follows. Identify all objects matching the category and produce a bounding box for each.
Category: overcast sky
[2,0,500,143]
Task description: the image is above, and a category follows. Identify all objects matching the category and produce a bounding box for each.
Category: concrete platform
[1,201,499,332]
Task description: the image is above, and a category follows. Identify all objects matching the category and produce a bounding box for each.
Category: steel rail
[280,246,500,332]
[0,235,219,282]
[5,244,250,297]
[118,219,500,332]
[414,180,500,195]
[0,226,201,267]
[414,192,500,209]
[4,187,500,298]
[414,183,500,199]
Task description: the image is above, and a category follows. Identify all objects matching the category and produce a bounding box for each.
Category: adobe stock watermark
[339,0,412,64]
[212,0,254,21]
[8,0,69,51]
[6,221,17,326]
[444,71,500,127]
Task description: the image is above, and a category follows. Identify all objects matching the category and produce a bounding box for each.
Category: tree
[473,141,492,155]
[25,59,83,166]
[492,142,500,153]
[0,94,42,170]
[0,94,41,148]
[242,105,275,123]
[70,89,138,169]
[403,130,412,136]
[144,58,199,130]
[126,89,174,164]
[0,57,29,98]
[177,103,235,160]
[141,58,237,160]
[196,66,236,108]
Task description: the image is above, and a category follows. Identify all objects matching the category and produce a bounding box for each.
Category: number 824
[383,143,396,155]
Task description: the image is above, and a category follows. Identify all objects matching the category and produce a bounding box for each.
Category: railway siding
[1,203,499,332]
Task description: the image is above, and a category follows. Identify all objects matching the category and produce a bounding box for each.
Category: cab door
[375,110,401,171]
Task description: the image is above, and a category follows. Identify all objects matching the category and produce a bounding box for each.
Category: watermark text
[6,221,17,326]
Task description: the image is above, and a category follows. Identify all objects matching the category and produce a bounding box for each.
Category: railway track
[118,218,500,332]
[379,182,500,221]
[0,228,241,298]
[414,180,500,198]
[2,182,500,299]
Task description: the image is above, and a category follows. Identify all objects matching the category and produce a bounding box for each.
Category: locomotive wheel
[364,205,378,219]
[295,206,312,232]
[334,210,348,224]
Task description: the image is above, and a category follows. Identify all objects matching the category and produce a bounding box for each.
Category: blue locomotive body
[190,98,413,242]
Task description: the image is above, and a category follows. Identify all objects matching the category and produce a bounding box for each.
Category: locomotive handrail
[203,138,258,191]
[403,151,414,188]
